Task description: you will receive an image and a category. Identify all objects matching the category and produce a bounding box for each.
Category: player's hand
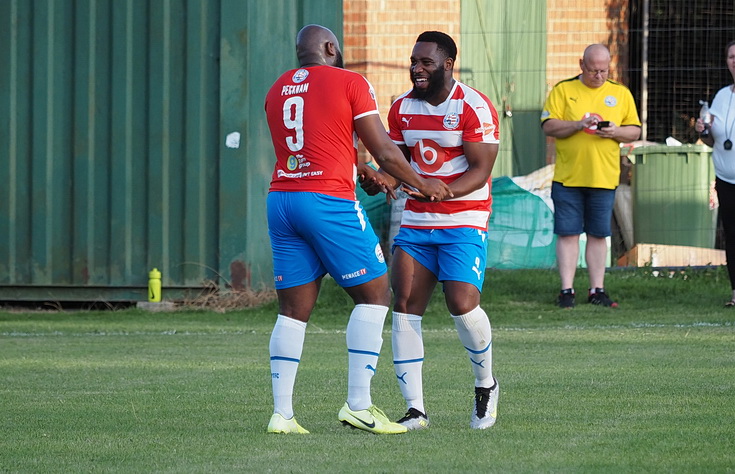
[358,164,398,199]
[413,178,454,202]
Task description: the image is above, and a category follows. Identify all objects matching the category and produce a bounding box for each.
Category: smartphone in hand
[597,121,610,129]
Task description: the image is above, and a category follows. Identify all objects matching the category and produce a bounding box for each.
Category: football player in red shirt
[264,24,452,435]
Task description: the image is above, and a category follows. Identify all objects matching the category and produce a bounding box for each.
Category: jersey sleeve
[541,83,565,123]
[619,87,642,127]
[346,74,381,120]
[387,99,405,145]
[461,92,500,144]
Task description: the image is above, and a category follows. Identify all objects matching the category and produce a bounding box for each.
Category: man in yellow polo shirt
[541,44,641,308]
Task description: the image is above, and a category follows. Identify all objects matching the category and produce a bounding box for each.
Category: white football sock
[269,314,307,419]
[346,304,388,411]
[452,306,494,388]
[392,312,425,414]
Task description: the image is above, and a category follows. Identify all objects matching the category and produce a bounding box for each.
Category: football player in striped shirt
[364,31,500,430]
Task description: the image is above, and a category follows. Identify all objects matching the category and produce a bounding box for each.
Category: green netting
[359,175,558,269]
[487,176,556,269]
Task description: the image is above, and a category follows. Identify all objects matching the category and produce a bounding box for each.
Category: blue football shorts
[551,181,616,237]
[392,227,488,292]
[267,191,387,289]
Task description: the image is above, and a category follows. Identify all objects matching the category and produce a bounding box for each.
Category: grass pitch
[1,267,733,472]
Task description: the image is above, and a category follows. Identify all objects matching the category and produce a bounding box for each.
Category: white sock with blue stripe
[452,306,493,388]
[269,314,307,419]
[346,304,388,411]
[392,312,425,414]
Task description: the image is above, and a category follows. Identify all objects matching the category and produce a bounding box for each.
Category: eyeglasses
[582,63,609,76]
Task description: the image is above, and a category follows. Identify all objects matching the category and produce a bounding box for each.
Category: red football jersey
[265,65,380,200]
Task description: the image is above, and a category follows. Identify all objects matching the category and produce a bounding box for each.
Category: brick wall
[546,0,630,90]
[342,1,631,164]
[344,0,461,133]
[545,0,631,162]
[345,1,630,113]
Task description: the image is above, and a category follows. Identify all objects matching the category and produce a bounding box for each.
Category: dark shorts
[551,181,616,237]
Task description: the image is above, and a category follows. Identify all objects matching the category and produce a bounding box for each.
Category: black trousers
[716,177,735,290]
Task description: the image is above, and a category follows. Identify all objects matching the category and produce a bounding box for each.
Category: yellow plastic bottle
[148,268,162,302]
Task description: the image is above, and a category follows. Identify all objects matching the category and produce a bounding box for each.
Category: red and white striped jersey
[388,81,500,230]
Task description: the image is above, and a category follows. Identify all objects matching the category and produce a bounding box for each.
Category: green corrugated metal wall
[0,0,546,300]
[460,0,546,177]
[0,0,341,301]
[219,0,342,294]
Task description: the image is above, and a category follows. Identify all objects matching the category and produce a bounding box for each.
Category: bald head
[583,44,611,63]
[579,44,611,88]
[296,24,343,68]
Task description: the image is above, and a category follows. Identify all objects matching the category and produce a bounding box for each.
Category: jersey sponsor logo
[286,154,316,172]
[402,116,413,127]
[281,83,309,96]
[274,275,283,282]
[292,68,309,83]
[474,122,496,136]
[412,138,446,173]
[443,113,460,130]
[341,268,367,280]
[277,169,324,179]
[541,110,550,119]
[604,95,617,107]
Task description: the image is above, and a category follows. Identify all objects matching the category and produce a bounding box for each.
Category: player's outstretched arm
[355,114,453,202]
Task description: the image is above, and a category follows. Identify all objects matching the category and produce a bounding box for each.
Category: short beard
[412,66,446,101]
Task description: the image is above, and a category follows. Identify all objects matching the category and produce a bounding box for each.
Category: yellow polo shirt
[541,77,641,189]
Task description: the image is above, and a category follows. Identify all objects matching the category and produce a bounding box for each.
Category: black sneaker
[588,288,618,308]
[396,408,430,430]
[558,289,575,308]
